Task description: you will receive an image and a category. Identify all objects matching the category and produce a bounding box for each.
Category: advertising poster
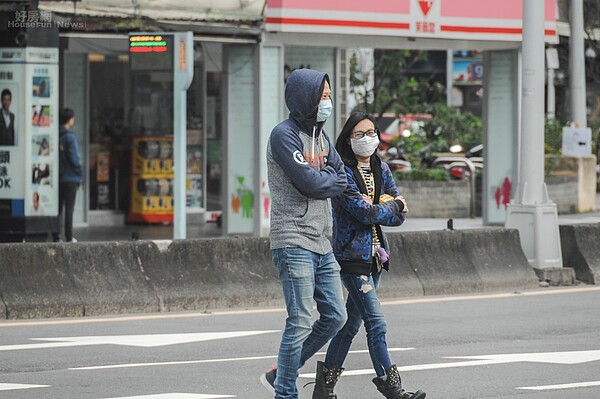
[483,50,518,224]
[186,144,203,209]
[25,48,59,217]
[0,48,25,216]
[453,51,484,85]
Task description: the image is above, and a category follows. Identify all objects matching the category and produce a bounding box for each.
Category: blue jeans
[325,270,392,377]
[272,247,347,399]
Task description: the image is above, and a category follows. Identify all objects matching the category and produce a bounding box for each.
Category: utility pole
[546,47,559,119]
[570,0,587,127]
[505,0,562,269]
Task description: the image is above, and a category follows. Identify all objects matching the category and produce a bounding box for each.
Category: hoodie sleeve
[66,133,83,177]
[335,166,406,226]
[270,128,347,200]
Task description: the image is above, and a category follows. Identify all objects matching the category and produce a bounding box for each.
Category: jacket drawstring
[311,125,316,162]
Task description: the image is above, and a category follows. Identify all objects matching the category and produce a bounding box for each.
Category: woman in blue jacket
[312,110,425,399]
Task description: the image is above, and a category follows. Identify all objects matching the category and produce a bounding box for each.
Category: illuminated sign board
[129,35,168,53]
[129,34,173,71]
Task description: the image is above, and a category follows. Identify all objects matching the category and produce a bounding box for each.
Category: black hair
[314,73,330,127]
[335,109,378,165]
[59,108,75,125]
[1,89,11,99]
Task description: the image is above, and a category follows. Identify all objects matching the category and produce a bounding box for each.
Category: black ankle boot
[311,360,343,399]
[372,365,426,399]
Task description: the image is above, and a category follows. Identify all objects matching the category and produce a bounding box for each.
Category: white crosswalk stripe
[517,381,600,391]
[0,383,49,391]
[99,394,235,399]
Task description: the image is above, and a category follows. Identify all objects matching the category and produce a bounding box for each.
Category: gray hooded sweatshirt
[267,69,347,254]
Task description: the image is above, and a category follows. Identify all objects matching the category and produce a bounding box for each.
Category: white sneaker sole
[259,372,275,395]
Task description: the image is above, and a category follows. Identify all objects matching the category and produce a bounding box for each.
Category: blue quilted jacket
[331,156,406,275]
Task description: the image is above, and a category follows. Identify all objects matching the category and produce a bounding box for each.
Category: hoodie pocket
[294,198,322,236]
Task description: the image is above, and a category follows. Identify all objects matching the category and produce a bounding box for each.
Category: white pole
[505,0,562,269]
[173,87,186,239]
[547,67,555,119]
[570,0,587,127]
[518,0,545,205]
[173,32,194,239]
[447,49,453,107]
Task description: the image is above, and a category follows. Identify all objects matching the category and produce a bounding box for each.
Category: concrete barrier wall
[139,237,282,312]
[559,223,600,284]
[0,228,541,319]
[395,180,471,218]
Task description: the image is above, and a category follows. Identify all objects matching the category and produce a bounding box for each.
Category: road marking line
[70,348,413,371]
[382,286,600,306]
[0,383,49,391]
[0,331,280,352]
[99,394,235,399]
[2,286,599,328]
[447,349,600,364]
[300,360,508,378]
[517,381,600,391]
[300,348,600,378]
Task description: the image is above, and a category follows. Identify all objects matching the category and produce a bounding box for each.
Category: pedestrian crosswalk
[0,384,235,398]
[0,383,49,391]
[100,395,235,399]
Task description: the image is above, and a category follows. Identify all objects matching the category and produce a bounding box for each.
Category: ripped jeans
[324,270,393,377]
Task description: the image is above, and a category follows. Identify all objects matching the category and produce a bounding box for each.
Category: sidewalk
[70,194,600,242]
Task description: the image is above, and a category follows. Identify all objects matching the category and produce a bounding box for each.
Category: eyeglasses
[351,129,378,139]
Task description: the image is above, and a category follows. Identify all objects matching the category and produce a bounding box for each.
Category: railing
[431,157,477,218]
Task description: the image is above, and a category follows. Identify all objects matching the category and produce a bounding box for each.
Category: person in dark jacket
[315,110,425,399]
[53,108,83,242]
[260,69,348,399]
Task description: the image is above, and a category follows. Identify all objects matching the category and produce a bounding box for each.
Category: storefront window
[185,45,205,211]
[88,54,129,211]
[204,43,223,213]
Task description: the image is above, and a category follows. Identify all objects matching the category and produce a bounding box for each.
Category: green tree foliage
[349,49,445,121]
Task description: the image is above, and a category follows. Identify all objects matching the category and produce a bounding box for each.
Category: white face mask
[317,99,333,122]
[350,135,380,157]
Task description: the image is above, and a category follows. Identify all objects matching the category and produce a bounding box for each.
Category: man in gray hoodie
[261,69,348,399]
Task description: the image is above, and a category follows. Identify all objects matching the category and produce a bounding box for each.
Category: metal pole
[446,49,453,107]
[570,0,587,127]
[505,0,562,269]
[173,87,186,239]
[173,32,194,240]
[547,67,555,119]
[518,0,545,205]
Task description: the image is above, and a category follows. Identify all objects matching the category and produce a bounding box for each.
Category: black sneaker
[260,366,276,395]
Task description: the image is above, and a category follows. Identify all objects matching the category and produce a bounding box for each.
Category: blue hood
[285,69,329,132]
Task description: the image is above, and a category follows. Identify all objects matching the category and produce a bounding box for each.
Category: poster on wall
[226,46,256,234]
[24,48,59,217]
[0,48,25,217]
[186,143,203,209]
[483,50,518,225]
[453,51,484,85]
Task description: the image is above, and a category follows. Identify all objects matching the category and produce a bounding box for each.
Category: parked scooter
[378,137,412,172]
[420,143,484,180]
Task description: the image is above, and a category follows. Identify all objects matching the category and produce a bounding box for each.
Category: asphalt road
[1,286,600,399]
